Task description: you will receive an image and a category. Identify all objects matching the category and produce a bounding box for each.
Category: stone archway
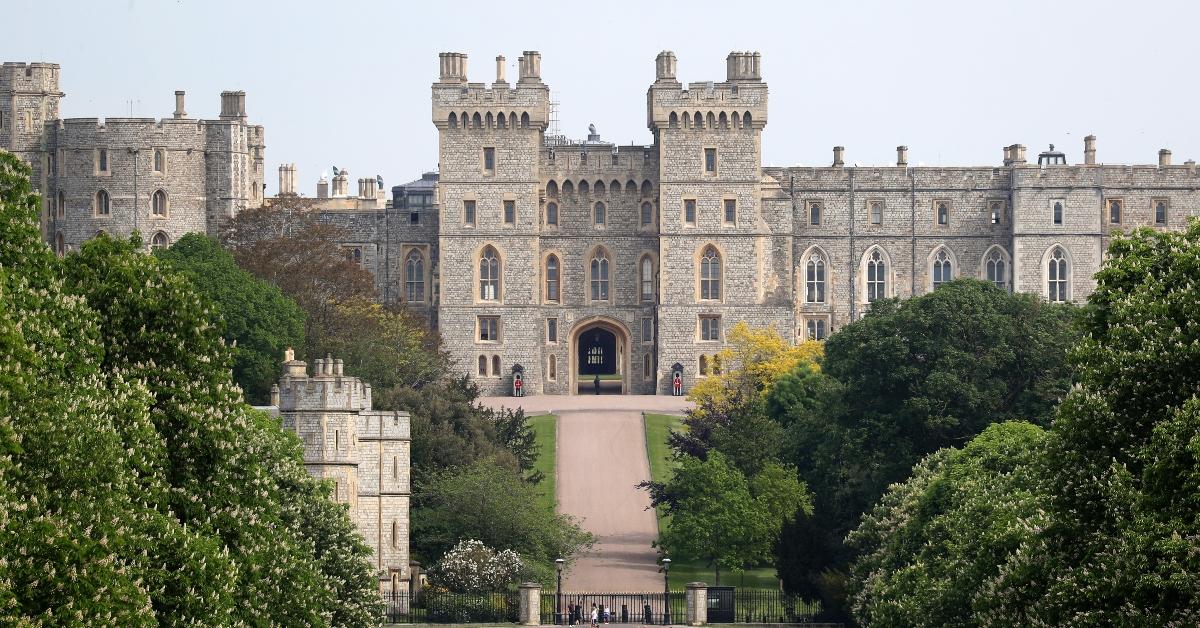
[569,317,630,395]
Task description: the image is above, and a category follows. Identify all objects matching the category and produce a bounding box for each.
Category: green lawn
[642,413,780,589]
[529,413,557,515]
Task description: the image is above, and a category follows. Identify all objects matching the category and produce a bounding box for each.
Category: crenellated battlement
[647,51,768,133]
[275,350,374,413]
[0,62,62,94]
[432,51,549,131]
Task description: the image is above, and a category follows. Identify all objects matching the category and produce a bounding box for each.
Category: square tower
[1,62,64,236]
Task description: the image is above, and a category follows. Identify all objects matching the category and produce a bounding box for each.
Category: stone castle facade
[8,55,1200,398]
[0,62,265,253]
[266,351,411,595]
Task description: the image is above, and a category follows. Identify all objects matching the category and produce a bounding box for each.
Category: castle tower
[433,51,550,395]
[648,51,792,392]
[205,90,265,235]
[275,351,411,594]
[1,62,64,236]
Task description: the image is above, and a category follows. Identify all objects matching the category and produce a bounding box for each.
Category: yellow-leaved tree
[688,321,823,419]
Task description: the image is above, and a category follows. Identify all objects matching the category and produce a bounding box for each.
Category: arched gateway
[569,317,630,395]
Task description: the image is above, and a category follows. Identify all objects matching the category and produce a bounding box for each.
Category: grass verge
[528,413,556,515]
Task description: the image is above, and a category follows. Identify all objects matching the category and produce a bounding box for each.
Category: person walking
[593,372,601,395]
[590,603,598,627]
[567,602,576,626]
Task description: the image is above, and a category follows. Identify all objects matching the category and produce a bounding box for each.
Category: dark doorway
[577,326,621,394]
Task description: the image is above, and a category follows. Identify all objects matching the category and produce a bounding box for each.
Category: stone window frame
[1107,197,1123,225]
[151,189,169,218]
[56,190,65,219]
[868,199,884,225]
[476,244,503,303]
[703,146,718,176]
[150,231,170,250]
[404,247,427,303]
[476,315,501,344]
[1051,198,1065,226]
[586,244,614,304]
[641,317,654,344]
[801,246,829,305]
[54,231,65,256]
[547,354,558,382]
[502,197,516,225]
[696,243,724,303]
[543,252,562,304]
[698,314,722,343]
[545,201,559,227]
[1043,244,1072,303]
[683,197,697,227]
[492,355,502,377]
[929,246,956,292]
[546,317,558,344]
[933,199,951,227]
[639,252,657,304]
[152,148,166,175]
[1153,198,1169,226]
[95,148,110,176]
[94,189,111,217]
[803,314,830,341]
[482,146,496,176]
[988,199,1006,225]
[593,201,607,228]
[807,200,823,226]
[642,352,653,381]
[462,198,477,227]
[723,197,738,226]
[639,200,655,228]
[980,245,1011,292]
[861,245,893,305]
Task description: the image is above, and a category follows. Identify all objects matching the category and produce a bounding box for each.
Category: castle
[0,62,264,253]
[7,53,1200,398]
[264,351,411,595]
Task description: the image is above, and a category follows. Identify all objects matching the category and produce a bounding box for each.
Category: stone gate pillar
[519,582,542,626]
[685,582,708,626]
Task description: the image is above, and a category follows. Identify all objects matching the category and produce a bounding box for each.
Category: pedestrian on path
[594,373,601,395]
[590,603,598,627]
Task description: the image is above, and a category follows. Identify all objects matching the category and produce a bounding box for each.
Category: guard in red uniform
[672,373,682,396]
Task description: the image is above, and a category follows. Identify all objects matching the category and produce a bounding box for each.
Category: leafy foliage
[154,233,305,404]
[427,539,525,593]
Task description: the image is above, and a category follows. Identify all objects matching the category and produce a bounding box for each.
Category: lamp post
[555,558,564,625]
[662,557,671,626]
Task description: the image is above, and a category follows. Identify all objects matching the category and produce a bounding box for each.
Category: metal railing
[540,592,685,626]
[385,589,518,624]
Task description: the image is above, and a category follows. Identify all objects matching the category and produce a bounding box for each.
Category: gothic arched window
[545,254,560,303]
[153,149,164,173]
[150,231,169,250]
[931,249,953,290]
[405,250,425,303]
[1053,201,1063,225]
[1048,247,1069,303]
[152,190,167,216]
[699,246,721,301]
[641,201,653,226]
[640,255,654,303]
[590,248,610,302]
[866,249,887,303]
[806,252,826,303]
[95,189,110,216]
[985,248,1008,291]
[546,201,558,226]
[594,202,606,226]
[479,246,500,301]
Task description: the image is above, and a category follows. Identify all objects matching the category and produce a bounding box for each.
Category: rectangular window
[483,147,495,174]
[612,153,620,166]
[869,200,883,225]
[1052,199,1064,225]
[935,200,949,225]
[643,353,652,380]
[478,316,499,343]
[990,200,1004,224]
[548,354,557,381]
[503,200,516,224]
[1154,199,1168,225]
[97,149,109,174]
[724,199,737,225]
[1108,199,1122,224]
[704,148,717,173]
[641,317,653,344]
[547,318,558,344]
[0,110,4,129]
[806,318,828,341]
[684,199,696,225]
[410,211,420,225]
[809,201,822,226]
[463,200,476,226]
[699,315,721,342]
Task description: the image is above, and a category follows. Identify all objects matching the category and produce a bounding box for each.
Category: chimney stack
[1004,144,1026,166]
[173,90,187,119]
[278,163,296,195]
[219,91,246,119]
[439,52,468,83]
[896,145,908,167]
[332,169,349,197]
[358,177,378,199]
[1084,135,1096,165]
[1159,149,1172,167]
[495,55,506,83]
[518,51,541,82]
[655,51,678,82]
[317,175,329,199]
[726,51,762,81]
[832,146,845,167]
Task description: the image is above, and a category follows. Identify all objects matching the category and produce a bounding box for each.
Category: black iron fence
[722,588,822,624]
[540,592,685,626]
[385,589,518,624]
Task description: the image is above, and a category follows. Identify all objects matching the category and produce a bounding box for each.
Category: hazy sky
[9,0,1199,195]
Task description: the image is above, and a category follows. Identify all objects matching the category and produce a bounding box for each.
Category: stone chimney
[358,177,378,199]
[332,170,349,197]
[896,145,909,167]
[219,90,246,120]
[439,52,467,82]
[495,55,507,83]
[1084,135,1096,165]
[655,51,678,82]
[1159,149,1172,167]
[1004,144,1026,166]
[278,163,296,195]
[317,175,329,199]
[832,146,845,167]
[726,51,762,81]
[282,347,307,378]
[173,90,187,119]
[518,51,541,83]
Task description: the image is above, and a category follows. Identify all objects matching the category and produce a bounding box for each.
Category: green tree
[413,460,593,583]
[846,421,1050,626]
[155,233,305,404]
[656,452,811,585]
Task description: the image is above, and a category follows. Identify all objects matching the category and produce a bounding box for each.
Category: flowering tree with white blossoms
[427,539,525,593]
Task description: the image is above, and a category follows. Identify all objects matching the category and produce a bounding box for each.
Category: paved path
[480,395,691,590]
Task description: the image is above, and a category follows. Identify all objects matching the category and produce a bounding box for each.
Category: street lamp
[662,557,671,626]
[555,558,565,625]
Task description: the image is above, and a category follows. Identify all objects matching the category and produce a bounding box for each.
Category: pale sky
[9,0,1200,196]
